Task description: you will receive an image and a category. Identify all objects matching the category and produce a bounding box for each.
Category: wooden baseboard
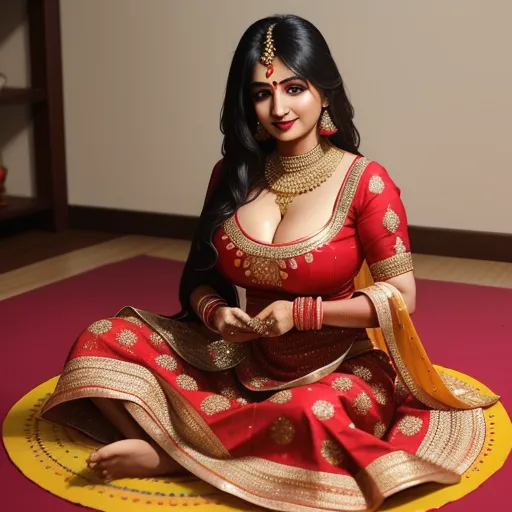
[69,206,512,263]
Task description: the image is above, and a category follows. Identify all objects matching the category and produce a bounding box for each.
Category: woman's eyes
[253,85,306,101]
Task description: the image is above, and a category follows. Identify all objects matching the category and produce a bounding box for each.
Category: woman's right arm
[191,284,259,342]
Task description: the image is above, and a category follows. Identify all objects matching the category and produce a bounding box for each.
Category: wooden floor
[0,230,511,302]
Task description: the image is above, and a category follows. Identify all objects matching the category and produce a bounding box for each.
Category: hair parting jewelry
[260,23,277,78]
[293,296,323,331]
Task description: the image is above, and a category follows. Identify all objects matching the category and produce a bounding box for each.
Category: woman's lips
[272,119,297,131]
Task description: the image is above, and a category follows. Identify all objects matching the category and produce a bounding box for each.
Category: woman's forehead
[252,57,296,84]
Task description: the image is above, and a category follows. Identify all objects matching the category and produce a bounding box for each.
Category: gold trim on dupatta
[357,281,499,410]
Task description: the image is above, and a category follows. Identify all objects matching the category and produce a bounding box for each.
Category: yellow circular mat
[2,370,511,512]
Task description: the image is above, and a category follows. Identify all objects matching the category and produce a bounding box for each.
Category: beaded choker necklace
[265,140,345,216]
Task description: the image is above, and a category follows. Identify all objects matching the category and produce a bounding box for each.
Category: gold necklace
[265,140,345,216]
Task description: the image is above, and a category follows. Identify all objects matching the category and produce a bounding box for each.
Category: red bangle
[292,296,322,331]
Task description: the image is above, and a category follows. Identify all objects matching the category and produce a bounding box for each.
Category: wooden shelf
[0,195,52,221]
[0,87,46,105]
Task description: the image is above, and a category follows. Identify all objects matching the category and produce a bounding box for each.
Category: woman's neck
[275,130,322,157]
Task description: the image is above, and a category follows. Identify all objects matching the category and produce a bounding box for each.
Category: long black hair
[176,14,361,317]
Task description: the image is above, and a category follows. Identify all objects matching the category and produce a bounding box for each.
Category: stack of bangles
[293,296,323,331]
[197,294,227,333]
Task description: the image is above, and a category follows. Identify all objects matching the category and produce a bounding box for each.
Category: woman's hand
[212,307,261,343]
[255,300,294,337]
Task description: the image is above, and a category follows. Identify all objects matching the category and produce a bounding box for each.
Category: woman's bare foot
[86,439,184,481]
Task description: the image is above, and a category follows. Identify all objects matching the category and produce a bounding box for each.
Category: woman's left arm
[324,161,416,328]
[322,271,416,328]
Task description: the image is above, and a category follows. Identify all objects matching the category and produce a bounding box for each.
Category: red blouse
[212,157,413,310]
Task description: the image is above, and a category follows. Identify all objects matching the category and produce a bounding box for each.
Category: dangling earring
[254,122,272,141]
[319,108,338,136]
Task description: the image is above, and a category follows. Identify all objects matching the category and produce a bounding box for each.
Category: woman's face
[250,57,327,144]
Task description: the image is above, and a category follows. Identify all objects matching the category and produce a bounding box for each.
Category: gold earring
[255,122,272,141]
[319,108,338,136]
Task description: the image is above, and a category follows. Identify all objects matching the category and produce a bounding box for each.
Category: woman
[41,14,501,512]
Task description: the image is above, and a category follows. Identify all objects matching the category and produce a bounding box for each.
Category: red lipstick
[272,119,297,131]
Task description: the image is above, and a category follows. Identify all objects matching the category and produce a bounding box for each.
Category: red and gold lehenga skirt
[41,283,505,512]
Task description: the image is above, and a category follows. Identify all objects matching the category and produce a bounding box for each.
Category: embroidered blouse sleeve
[355,161,414,281]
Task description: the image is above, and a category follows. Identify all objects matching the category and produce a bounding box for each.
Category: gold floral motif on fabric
[115,329,138,348]
[249,376,271,389]
[175,374,199,391]
[394,236,406,254]
[397,415,423,436]
[124,315,145,327]
[200,395,231,416]
[242,256,287,287]
[311,400,335,420]
[353,391,372,415]
[383,205,400,233]
[269,390,293,404]
[116,307,247,372]
[220,387,238,399]
[269,417,296,444]
[369,253,413,281]
[369,175,385,194]
[87,319,112,335]
[374,421,387,439]
[370,383,389,405]
[222,158,371,259]
[236,397,249,406]
[331,376,353,392]
[149,331,164,346]
[351,365,373,382]
[154,354,178,371]
[321,439,345,466]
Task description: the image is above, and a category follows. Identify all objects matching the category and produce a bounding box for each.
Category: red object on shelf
[0,164,8,206]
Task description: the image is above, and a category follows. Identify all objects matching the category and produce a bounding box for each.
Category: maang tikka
[260,23,277,78]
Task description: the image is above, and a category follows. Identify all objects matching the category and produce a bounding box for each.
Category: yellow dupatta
[354,261,499,410]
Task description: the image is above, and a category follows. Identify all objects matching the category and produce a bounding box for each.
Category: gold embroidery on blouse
[87,319,112,335]
[236,397,249,405]
[269,417,296,444]
[332,376,353,392]
[397,415,423,436]
[222,158,371,259]
[374,421,387,439]
[353,391,372,415]
[304,253,314,263]
[176,374,199,391]
[369,175,385,194]
[269,390,293,404]
[321,439,345,465]
[243,256,285,287]
[155,354,178,371]
[351,365,373,382]
[369,253,413,281]
[116,329,138,348]
[200,395,231,415]
[394,236,406,254]
[383,205,400,233]
[312,400,335,420]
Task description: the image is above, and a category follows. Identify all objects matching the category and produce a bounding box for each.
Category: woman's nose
[271,91,289,118]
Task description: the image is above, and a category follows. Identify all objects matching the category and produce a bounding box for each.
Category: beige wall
[1,1,511,233]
